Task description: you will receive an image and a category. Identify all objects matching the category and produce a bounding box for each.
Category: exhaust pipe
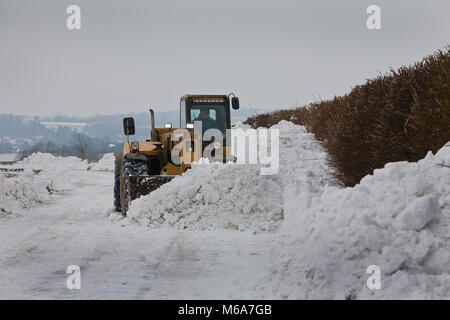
[149,108,158,141]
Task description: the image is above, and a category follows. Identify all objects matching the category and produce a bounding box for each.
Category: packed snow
[0,170,51,215]
[127,163,284,232]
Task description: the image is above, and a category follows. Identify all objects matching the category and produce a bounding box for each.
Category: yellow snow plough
[114,93,240,215]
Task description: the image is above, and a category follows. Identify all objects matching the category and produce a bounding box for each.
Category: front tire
[120,158,149,216]
[113,152,123,212]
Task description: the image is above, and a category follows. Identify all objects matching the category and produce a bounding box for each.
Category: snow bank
[1,153,89,215]
[14,152,87,171]
[257,142,450,299]
[88,153,115,172]
[127,163,284,232]
[14,152,89,191]
[0,171,51,215]
[127,121,335,232]
[269,121,337,220]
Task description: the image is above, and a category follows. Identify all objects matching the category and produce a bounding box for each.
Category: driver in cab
[193,109,216,132]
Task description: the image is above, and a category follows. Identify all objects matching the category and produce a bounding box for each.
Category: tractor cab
[180,94,239,137]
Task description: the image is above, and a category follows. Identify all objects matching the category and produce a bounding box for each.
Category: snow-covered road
[0,170,272,299]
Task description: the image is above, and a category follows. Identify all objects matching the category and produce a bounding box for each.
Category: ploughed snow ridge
[1,152,117,215]
[257,140,450,299]
[1,152,90,215]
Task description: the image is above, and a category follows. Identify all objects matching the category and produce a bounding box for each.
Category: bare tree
[73,134,90,161]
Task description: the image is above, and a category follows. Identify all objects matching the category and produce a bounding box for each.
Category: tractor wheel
[113,152,123,212]
[120,158,149,216]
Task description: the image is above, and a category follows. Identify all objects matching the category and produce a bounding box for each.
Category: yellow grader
[114,93,240,215]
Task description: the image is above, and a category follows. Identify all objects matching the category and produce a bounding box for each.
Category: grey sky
[0,0,449,116]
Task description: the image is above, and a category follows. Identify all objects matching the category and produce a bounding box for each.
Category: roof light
[192,98,225,103]
[186,123,194,129]
[164,123,172,128]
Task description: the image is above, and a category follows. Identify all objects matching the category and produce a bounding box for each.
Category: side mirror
[123,117,135,135]
[231,97,240,110]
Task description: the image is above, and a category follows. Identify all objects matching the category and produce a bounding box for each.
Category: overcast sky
[0,0,449,116]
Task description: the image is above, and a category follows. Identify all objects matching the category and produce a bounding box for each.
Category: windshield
[188,105,228,135]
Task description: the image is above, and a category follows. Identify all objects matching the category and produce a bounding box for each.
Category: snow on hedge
[1,153,89,215]
[256,141,450,299]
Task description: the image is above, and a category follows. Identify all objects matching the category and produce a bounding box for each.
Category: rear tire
[120,158,149,216]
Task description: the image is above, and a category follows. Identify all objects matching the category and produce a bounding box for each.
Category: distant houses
[0,153,18,165]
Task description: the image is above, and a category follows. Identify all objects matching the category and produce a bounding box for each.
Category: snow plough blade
[128,175,175,201]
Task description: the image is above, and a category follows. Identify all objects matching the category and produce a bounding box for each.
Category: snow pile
[88,153,115,172]
[127,163,283,232]
[268,121,337,220]
[127,120,334,232]
[1,153,89,215]
[15,152,88,172]
[0,171,51,215]
[258,142,450,299]
[13,152,89,191]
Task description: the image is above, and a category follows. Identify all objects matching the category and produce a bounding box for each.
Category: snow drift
[15,153,89,190]
[257,141,450,299]
[127,162,284,232]
[1,153,89,215]
[0,171,51,215]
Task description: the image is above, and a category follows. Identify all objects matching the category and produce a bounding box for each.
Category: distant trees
[0,141,14,153]
[20,141,59,159]
[19,134,94,161]
[18,132,118,162]
[73,133,91,161]
[0,114,48,138]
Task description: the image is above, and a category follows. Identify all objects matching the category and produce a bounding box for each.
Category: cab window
[180,99,186,128]
[190,109,216,121]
